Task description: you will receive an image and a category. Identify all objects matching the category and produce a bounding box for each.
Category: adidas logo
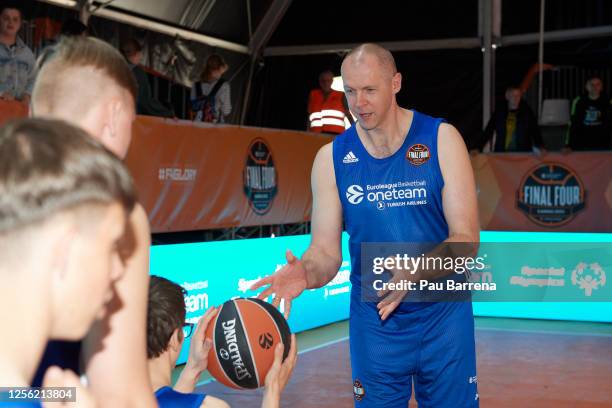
[343,151,359,164]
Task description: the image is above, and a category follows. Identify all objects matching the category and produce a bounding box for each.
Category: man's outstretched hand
[250,250,308,319]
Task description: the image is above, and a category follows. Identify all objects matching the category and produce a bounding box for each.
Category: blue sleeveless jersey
[332,110,449,307]
[155,386,205,408]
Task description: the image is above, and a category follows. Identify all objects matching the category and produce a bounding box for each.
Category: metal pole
[246,0,253,39]
[482,0,493,128]
[240,57,257,125]
[537,0,545,120]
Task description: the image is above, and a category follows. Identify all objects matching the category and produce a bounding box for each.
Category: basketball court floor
[175,317,612,407]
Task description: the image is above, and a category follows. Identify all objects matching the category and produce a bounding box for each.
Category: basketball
[205,297,291,389]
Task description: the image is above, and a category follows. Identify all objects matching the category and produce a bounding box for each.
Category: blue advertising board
[150,231,611,363]
[150,234,352,364]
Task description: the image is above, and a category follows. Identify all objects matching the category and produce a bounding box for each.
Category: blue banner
[150,234,352,364]
[150,231,611,364]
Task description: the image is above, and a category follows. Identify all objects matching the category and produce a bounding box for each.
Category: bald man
[252,43,480,407]
[31,36,156,406]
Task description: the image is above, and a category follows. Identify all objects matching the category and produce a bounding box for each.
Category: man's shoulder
[332,125,355,143]
[132,65,148,80]
[309,88,323,98]
[408,109,447,129]
[572,95,586,106]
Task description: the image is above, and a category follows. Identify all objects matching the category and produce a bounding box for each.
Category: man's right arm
[250,143,342,315]
[301,143,343,288]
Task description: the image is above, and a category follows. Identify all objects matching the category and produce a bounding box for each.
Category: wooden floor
[195,321,612,407]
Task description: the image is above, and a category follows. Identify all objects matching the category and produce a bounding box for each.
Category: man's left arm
[82,204,157,407]
[376,123,480,319]
[438,123,480,244]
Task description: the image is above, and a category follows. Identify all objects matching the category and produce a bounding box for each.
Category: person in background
[36,17,88,69]
[473,85,543,153]
[566,76,611,151]
[0,0,35,105]
[191,54,231,123]
[307,70,351,135]
[121,37,174,118]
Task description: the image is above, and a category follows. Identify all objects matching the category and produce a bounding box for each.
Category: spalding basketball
[205,298,291,389]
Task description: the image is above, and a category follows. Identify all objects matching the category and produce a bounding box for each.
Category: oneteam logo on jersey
[346,184,365,204]
[346,181,428,208]
[343,151,359,164]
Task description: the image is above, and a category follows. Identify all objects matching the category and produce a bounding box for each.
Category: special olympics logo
[517,163,586,227]
[571,262,606,297]
[346,185,364,204]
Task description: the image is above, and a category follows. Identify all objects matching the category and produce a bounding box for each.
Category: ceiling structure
[36,0,612,52]
[33,0,612,126]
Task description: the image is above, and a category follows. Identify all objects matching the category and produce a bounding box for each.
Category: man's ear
[392,72,402,94]
[49,223,77,281]
[96,98,115,148]
[49,223,78,311]
[108,97,123,140]
[97,96,123,148]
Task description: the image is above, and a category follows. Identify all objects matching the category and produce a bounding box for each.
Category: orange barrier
[126,117,331,232]
[0,103,329,232]
[0,100,28,124]
[1,101,609,232]
[472,152,612,232]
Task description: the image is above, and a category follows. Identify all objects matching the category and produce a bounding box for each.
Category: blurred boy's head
[32,36,137,159]
[0,118,136,339]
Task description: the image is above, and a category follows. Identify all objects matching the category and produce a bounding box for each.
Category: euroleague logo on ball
[516,162,586,227]
[243,138,278,215]
[258,332,274,350]
[406,144,430,166]
[219,349,230,360]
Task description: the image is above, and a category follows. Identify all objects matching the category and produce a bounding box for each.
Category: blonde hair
[33,36,137,116]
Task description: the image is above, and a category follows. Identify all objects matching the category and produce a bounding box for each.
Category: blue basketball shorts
[349,299,479,407]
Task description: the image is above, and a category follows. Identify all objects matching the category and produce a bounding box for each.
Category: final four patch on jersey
[353,379,365,401]
[406,143,430,166]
